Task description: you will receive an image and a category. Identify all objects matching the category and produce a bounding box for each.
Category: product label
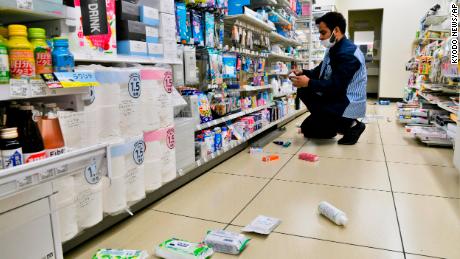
[35,48,52,74]
[163,71,173,93]
[130,41,147,54]
[128,72,141,98]
[132,140,145,165]
[147,43,163,55]
[143,6,159,19]
[9,79,29,97]
[80,0,108,36]
[40,73,62,89]
[2,148,23,168]
[16,0,33,10]
[145,26,159,37]
[38,169,55,182]
[30,79,47,96]
[9,49,35,78]
[84,158,100,184]
[166,128,175,149]
[46,147,65,157]
[17,175,33,189]
[23,151,47,164]
[0,48,9,82]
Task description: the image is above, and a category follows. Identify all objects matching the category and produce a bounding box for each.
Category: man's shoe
[338,121,366,145]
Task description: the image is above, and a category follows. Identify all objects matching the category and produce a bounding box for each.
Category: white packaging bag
[124,135,146,204]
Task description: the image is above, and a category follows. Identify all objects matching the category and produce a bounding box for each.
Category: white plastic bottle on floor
[318,201,348,226]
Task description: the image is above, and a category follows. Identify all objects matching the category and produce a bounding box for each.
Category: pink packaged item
[298,152,319,162]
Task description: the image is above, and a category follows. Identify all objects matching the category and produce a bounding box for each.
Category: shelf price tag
[17,0,33,10]
[39,169,55,182]
[54,71,100,88]
[30,79,48,97]
[10,79,29,98]
[17,175,34,189]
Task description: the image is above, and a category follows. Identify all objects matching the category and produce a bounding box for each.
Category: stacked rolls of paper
[74,171,103,229]
[144,126,177,185]
[53,175,78,242]
[124,135,146,203]
[103,139,128,215]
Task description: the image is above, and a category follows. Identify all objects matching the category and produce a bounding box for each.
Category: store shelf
[224,13,275,32]
[270,32,302,47]
[270,11,290,26]
[238,85,273,92]
[196,103,275,131]
[424,15,448,26]
[273,91,296,98]
[250,0,277,9]
[438,102,458,114]
[0,0,66,23]
[268,52,295,61]
[0,80,91,101]
[74,54,182,65]
[190,107,307,171]
[226,49,268,58]
[0,144,108,198]
[275,0,291,8]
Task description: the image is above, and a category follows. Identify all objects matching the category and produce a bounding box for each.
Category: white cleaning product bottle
[318,201,348,226]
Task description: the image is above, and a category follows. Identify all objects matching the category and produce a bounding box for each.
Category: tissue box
[146,26,159,43]
[140,5,160,26]
[148,43,164,58]
[160,13,177,40]
[142,0,175,14]
[71,0,117,56]
[118,40,147,56]
[116,0,140,21]
[117,20,146,41]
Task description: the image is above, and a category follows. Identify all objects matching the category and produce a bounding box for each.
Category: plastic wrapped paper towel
[53,176,78,242]
[144,126,176,184]
[103,140,129,215]
[140,67,174,129]
[143,132,162,192]
[124,135,146,204]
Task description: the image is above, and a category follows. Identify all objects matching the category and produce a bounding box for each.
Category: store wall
[335,0,444,98]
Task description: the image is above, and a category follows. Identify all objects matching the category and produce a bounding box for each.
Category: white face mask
[321,30,337,48]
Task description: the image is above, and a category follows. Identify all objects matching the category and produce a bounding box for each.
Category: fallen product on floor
[273,140,291,147]
[298,152,319,162]
[318,201,348,226]
[262,154,280,162]
[242,215,282,235]
[92,249,149,259]
[204,230,250,255]
[155,238,214,259]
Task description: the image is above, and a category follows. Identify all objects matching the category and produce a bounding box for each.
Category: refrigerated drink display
[17,105,46,163]
[0,127,23,169]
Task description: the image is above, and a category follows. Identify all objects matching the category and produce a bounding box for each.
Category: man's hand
[291,75,310,88]
[290,69,303,76]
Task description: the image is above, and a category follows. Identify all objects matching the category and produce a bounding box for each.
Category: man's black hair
[315,12,347,34]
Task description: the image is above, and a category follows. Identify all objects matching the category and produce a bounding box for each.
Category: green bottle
[28,28,52,76]
[0,34,9,84]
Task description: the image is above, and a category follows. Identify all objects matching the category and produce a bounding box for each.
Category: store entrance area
[67,102,459,259]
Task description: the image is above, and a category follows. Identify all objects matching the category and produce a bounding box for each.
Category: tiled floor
[67,104,460,259]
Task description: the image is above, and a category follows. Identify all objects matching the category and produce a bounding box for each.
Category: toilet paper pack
[144,126,176,184]
[140,67,174,129]
[124,135,147,203]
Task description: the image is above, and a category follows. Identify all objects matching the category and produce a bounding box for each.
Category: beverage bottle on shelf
[0,127,23,169]
[29,28,52,75]
[52,37,74,72]
[17,105,46,163]
[39,103,65,157]
[7,24,35,79]
[0,32,9,84]
[5,102,20,128]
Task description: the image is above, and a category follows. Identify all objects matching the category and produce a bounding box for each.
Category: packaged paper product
[242,215,281,235]
[57,111,86,150]
[204,230,250,255]
[69,0,116,57]
[144,127,176,184]
[119,69,143,138]
[102,176,127,215]
[74,174,104,229]
[53,176,78,242]
[140,67,174,128]
[92,249,148,259]
[155,238,214,259]
[143,132,162,191]
[124,135,146,203]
